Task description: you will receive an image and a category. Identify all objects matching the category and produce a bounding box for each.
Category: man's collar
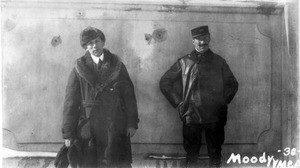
[190,49,213,62]
[90,52,104,64]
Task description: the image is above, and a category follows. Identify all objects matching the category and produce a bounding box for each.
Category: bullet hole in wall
[51,35,62,47]
[152,28,167,42]
[144,34,153,44]
[75,10,86,19]
[145,28,168,45]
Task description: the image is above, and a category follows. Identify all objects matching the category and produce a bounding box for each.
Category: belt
[82,100,101,108]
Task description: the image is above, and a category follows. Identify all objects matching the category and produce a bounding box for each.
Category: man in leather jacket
[159,25,238,168]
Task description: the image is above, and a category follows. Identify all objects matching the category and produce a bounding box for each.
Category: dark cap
[80,26,105,49]
[191,25,210,38]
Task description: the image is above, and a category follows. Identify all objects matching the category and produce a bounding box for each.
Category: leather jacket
[159,49,238,124]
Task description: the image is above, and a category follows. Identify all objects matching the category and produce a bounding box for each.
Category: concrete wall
[2,0,297,155]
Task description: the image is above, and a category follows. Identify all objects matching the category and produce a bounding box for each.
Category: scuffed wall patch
[42,158,54,168]
[178,0,191,5]
[145,28,168,44]
[51,35,62,47]
[125,7,142,11]
[256,3,277,15]
[4,18,17,32]
[18,158,40,168]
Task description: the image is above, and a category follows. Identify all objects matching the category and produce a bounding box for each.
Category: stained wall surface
[2,1,288,154]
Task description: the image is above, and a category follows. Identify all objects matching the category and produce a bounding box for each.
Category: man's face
[86,37,105,57]
[192,35,210,53]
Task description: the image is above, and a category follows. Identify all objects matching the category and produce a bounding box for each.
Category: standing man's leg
[80,138,98,167]
[183,124,202,166]
[204,123,225,168]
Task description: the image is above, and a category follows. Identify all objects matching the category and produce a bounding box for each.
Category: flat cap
[80,26,105,49]
[191,25,210,38]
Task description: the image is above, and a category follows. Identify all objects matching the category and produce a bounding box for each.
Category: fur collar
[75,49,122,87]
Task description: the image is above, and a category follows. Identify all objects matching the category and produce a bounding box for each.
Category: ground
[4,153,294,168]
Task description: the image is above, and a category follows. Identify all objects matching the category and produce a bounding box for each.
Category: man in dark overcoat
[62,26,139,168]
[159,25,238,168]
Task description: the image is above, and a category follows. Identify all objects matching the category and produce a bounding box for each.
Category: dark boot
[185,154,198,168]
[185,161,198,168]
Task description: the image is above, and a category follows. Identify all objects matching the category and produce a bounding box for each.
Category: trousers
[183,123,225,165]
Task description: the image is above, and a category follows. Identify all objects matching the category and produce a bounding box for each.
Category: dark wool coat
[159,49,238,125]
[54,140,83,168]
[62,49,139,167]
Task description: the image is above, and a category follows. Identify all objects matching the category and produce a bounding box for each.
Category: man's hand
[127,127,136,137]
[65,139,72,147]
[185,116,192,125]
